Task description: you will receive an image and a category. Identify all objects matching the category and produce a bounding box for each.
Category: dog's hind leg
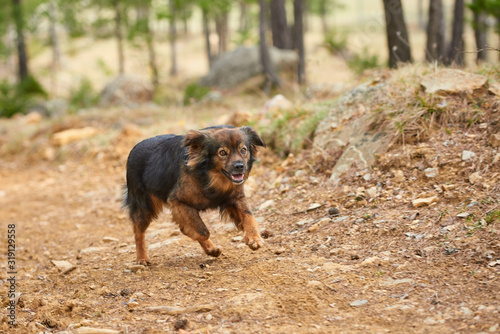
[128,194,163,265]
[170,200,222,257]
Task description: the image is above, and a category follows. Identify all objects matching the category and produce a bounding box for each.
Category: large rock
[199,46,298,88]
[314,81,392,181]
[420,69,487,95]
[99,75,153,107]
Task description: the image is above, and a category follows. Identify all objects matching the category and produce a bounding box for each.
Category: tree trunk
[239,1,249,32]
[473,0,488,63]
[258,0,281,91]
[202,8,213,69]
[169,0,178,76]
[426,0,446,63]
[48,1,60,66]
[12,0,29,81]
[113,0,125,74]
[417,0,425,30]
[320,0,328,34]
[293,0,305,84]
[445,0,464,66]
[215,13,229,57]
[270,0,290,50]
[146,28,158,86]
[382,0,412,68]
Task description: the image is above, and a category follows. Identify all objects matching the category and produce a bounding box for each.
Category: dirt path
[1,127,499,334]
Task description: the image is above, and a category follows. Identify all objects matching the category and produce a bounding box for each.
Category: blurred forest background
[0,0,499,118]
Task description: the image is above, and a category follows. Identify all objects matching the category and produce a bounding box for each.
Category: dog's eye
[240,147,247,154]
[219,150,227,157]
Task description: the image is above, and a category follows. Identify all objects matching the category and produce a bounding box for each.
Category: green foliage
[323,29,348,54]
[0,75,47,118]
[468,0,500,33]
[183,83,211,105]
[69,78,99,111]
[347,48,380,75]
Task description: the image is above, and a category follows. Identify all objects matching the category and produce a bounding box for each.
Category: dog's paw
[205,246,222,257]
[137,258,152,266]
[245,235,264,250]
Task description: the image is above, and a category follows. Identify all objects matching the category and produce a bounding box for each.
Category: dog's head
[184,126,266,189]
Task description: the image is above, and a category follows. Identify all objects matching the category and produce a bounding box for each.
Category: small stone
[350,299,368,307]
[456,212,471,218]
[129,265,145,272]
[43,147,57,161]
[366,186,378,198]
[231,236,244,242]
[363,173,372,181]
[442,184,456,191]
[469,172,482,184]
[51,260,76,274]
[307,203,322,211]
[308,280,323,288]
[308,223,320,232]
[274,247,286,255]
[328,207,340,216]
[489,133,500,147]
[462,150,476,161]
[295,170,307,177]
[102,237,119,243]
[412,196,439,208]
[206,314,213,321]
[393,170,405,183]
[23,111,43,124]
[80,246,108,254]
[488,260,500,267]
[493,153,500,165]
[424,317,438,325]
[296,219,313,226]
[127,301,139,308]
[461,306,473,318]
[76,329,121,334]
[424,168,438,178]
[173,318,189,331]
[258,199,275,211]
[490,324,499,333]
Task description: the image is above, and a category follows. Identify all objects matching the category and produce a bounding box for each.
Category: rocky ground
[0,68,499,334]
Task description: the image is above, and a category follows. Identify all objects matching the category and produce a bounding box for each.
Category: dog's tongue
[232,174,244,182]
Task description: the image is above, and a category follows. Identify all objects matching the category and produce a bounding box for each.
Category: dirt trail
[1,105,500,333]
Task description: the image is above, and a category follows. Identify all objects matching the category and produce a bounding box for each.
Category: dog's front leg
[225,203,263,251]
[170,200,222,257]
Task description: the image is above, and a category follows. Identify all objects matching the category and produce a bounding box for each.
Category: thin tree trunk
[215,13,228,56]
[293,0,305,84]
[202,8,213,69]
[147,30,158,86]
[426,0,446,63]
[320,0,328,34]
[239,1,249,32]
[12,0,29,81]
[473,0,488,63]
[382,0,412,68]
[270,0,290,50]
[418,0,425,30]
[48,1,60,66]
[113,0,125,74]
[445,0,464,66]
[169,0,178,76]
[258,0,281,91]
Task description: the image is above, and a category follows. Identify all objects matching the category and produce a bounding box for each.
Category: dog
[124,125,266,265]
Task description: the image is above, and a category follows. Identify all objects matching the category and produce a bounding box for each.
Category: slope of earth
[1,69,500,334]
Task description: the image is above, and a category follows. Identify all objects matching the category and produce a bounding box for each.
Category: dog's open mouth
[222,170,245,184]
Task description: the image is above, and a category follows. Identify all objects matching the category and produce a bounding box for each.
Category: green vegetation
[0,76,47,118]
[347,47,380,75]
[69,77,99,112]
[183,82,211,105]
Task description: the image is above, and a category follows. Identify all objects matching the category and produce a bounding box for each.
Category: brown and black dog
[124,125,266,265]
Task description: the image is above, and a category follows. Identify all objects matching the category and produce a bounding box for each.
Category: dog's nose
[233,162,245,173]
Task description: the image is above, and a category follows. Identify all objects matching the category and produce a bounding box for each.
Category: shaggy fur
[124,125,266,265]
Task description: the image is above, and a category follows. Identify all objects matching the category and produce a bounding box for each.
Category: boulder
[51,127,99,146]
[313,80,392,181]
[421,69,487,95]
[199,46,298,88]
[99,75,153,107]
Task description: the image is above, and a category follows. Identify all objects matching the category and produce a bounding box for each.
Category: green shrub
[69,77,99,111]
[183,83,210,105]
[0,75,47,118]
[347,48,379,75]
[323,29,348,54]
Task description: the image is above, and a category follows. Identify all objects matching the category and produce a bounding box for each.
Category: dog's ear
[241,126,266,149]
[184,130,208,168]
